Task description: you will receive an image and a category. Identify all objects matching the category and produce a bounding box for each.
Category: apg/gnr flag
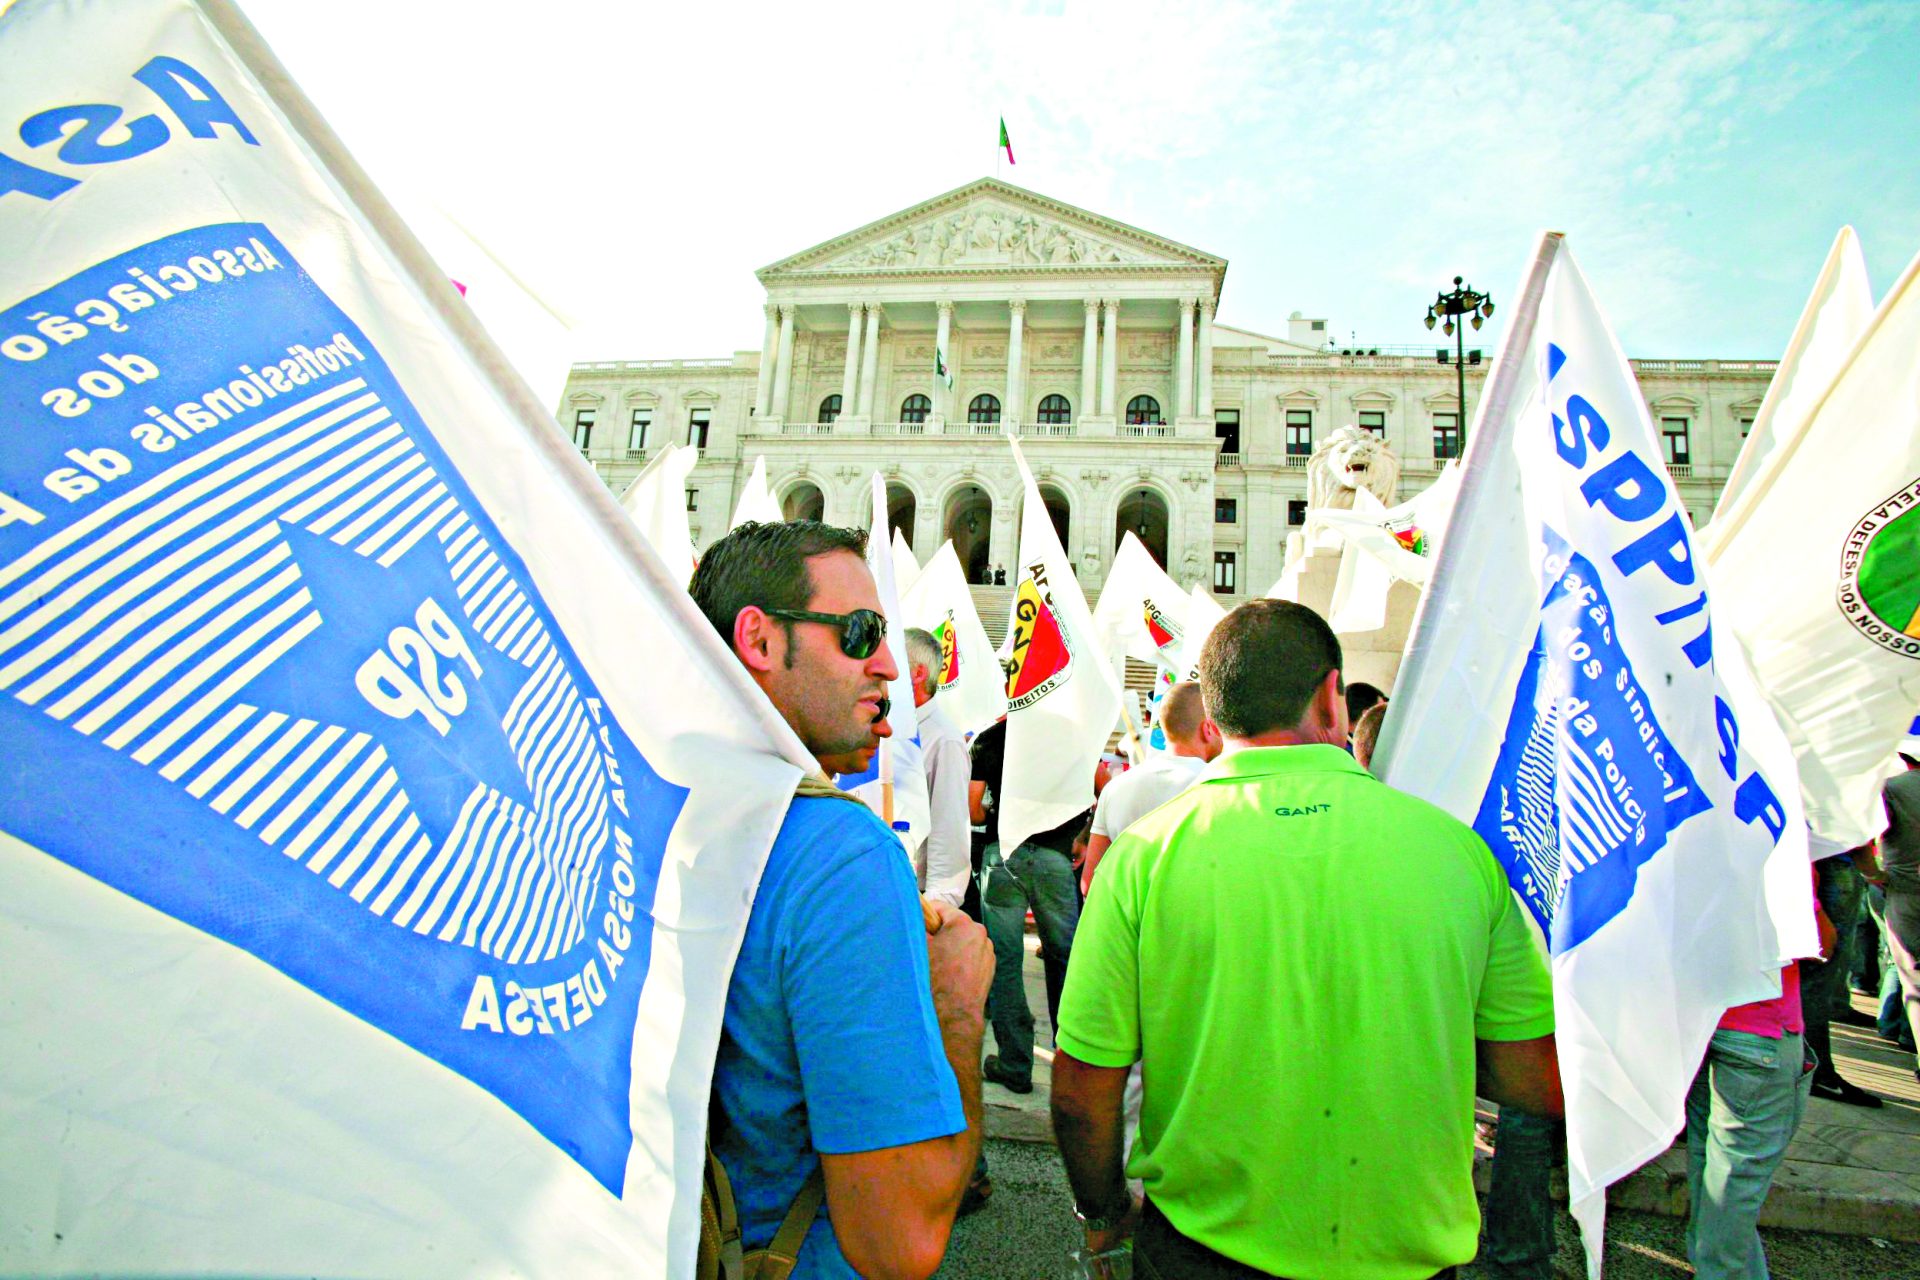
[0,2,813,1274]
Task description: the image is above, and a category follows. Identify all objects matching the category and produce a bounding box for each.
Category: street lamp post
[1424,275,1494,451]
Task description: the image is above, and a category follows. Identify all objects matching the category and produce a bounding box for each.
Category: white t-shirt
[1091,753,1208,840]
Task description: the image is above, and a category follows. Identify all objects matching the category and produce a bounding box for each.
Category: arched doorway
[945,485,994,584]
[887,483,917,548]
[782,480,825,523]
[1115,488,1170,567]
[1038,484,1071,553]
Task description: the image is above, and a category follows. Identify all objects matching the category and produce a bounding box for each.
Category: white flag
[0,4,813,1275]
[1700,234,1920,851]
[834,475,930,847]
[620,441,698,584]
[902,540,1007,736]
[1702,228,1873,541]
[729,454,782,530]
[999,439,1122,852]
[1090,530,1187,674]
[1371,233,1812,1277]
[892,524,922,593]
[1175,583,1227,681]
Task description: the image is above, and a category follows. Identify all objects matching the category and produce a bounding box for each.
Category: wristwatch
[1073,1200,1124,1233]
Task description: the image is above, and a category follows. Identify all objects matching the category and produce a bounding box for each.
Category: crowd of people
[688,517,1916,1280]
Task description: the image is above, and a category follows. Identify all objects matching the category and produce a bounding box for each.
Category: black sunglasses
[763,607,888,660]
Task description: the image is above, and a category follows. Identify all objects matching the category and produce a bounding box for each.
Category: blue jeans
[1483,1109,1562,1279]
[1684,1029,1811,1280]
[981,840,1080,1082]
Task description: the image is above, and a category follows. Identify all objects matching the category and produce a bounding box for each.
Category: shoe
[958,1174,993,1217]
[983,1054,1033,1095]
[1809,1076,1884,1108]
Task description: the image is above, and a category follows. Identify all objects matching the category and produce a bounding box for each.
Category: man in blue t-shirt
[690,520,995,1279]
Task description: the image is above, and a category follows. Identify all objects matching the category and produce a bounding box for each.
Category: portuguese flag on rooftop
[999,117,1015,165]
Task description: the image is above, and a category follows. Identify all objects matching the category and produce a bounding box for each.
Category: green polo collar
[1201,743,1369,783]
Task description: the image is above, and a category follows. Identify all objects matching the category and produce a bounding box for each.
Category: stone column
[840,303,863,418]
[1100,299,1120,417]
[1080,299,1099,420]
[1175,297,1196,419]
[770,304,796,422]
[858,302,882,420]
[1198,298,1216,418]
[934,300,954,425]
[1006,300,1026,428]
[754,303,779,418]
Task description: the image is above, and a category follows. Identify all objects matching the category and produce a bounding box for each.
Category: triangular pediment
[759,178,1225,279]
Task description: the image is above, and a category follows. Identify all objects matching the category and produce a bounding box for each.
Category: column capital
[1103,297,1121,314]
[777,302,796,319]
[1199,297,1216,318]
[1084,297,1101,314]
[1179,296,1197,314]
[1008,298,1027,316]
[849,301,865,315]
[936,299,954,317]
[765,301,780,319]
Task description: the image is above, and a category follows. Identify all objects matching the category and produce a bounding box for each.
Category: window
[1214,409,1240,455]
[685,489,698,512]
[1738,417,1754,438]
[1215,497,1238,524]
[627,408,650,452]
[571,407,595,452]
[1285,409,1313,456]
[1358,409,1386,438]
[819,394,842,424]
[1433,412,1461,461]
[901,394,932,424]
[689,408,711,451]
[1126,395,1162,426]
[968,393,1001,424]
[1213,550,1237,594]
[1662,417,1691,466]
[1037,393,1071,424]
[1287,499,1308,526]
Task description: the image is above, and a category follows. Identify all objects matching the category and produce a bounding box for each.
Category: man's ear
[1320,669,1348,738]
[912,661,930,691]
[733,606,783,674]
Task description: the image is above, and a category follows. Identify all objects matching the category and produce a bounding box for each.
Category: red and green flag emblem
[999,117,1015,166]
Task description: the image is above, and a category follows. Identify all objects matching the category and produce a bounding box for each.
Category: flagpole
[1370,231,1563,782]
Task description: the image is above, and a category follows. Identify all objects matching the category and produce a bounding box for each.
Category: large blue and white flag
[0,2,812,1275]
[1372,234,1812,1276]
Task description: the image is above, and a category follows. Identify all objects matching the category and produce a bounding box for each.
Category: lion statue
[1305,425,1400,511]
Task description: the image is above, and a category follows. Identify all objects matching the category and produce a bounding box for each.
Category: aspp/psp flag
[999,437,1121,852]
[1372,233,1811,1275]
[902,538,1007,737]
[620,439,699,581]
[729,453,782,530]
[1701,232,1920,851]
[0,2,813,1275]
[1090,529,1187,676]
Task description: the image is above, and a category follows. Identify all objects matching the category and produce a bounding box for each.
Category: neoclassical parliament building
[556,179,1777,602]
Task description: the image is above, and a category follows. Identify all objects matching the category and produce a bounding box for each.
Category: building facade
[558,179,1776,602]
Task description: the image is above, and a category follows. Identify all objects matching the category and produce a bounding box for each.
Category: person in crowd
[1345,680,1387,728]
[969,716,1087,1095]
[905,627,972,909]
[1351,701,1389,772]
[1052,600,1560,1278]
[1881,754,1920,1071]
[1081,682,1220,894]
[690,520,994,1279]
[1804,849,1883,1106]
[1684,881,1832,1280]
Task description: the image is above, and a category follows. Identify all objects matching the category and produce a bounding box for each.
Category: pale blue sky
[247,0,1920,363]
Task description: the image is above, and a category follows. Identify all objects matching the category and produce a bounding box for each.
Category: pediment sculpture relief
[822,204,1146,270]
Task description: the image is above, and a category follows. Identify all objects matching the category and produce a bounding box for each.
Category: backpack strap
[700,1142,745,1280]
[744,1164,826,1280]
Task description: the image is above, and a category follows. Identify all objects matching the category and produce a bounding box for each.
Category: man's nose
[870,637,901,683]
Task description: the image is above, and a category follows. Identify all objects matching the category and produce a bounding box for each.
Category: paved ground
[971,930,1920,1268]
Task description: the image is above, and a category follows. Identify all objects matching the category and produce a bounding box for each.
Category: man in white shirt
[907,627,973,908]
[1082,682,1220,894]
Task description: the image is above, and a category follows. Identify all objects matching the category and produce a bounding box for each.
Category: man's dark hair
[1199,599,1342,738]
[688,520,867,659]
[1344,681,1387,722]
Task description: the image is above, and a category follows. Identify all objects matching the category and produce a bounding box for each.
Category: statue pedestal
[1277,539,1422,693]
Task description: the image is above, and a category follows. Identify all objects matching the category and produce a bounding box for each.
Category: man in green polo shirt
[1052,600,1560,1280]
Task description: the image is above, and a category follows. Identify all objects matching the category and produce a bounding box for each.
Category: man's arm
[968,779,988,826]
[1081,834,1113,895]
[820,904,992,1279]
[1476,1034,1562,1118]
[1051,1050,1139,1254]
[922,737,973,908]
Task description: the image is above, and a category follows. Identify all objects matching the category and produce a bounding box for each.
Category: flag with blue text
[0,2,812,1274]
[1372,233,1812,1277]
